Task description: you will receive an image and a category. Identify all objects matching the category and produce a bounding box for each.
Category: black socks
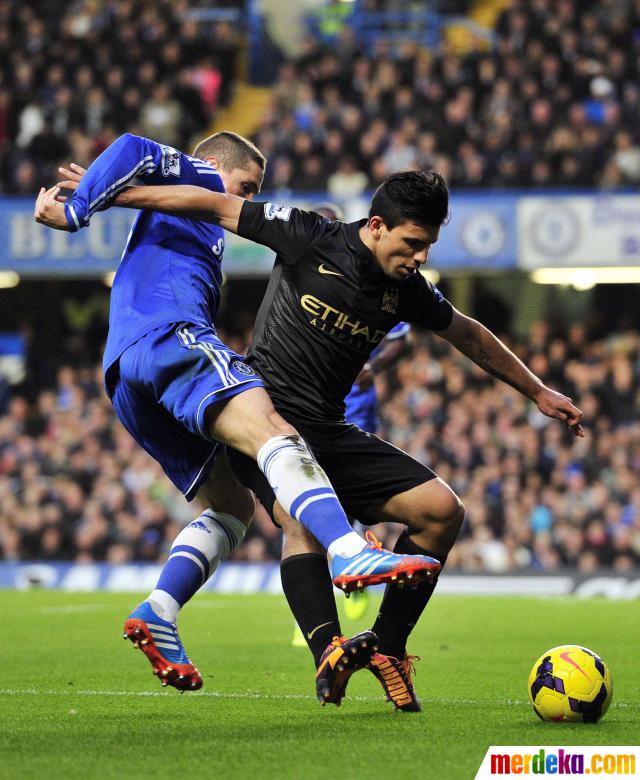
[280,553,341,666]
[372,531,444,660]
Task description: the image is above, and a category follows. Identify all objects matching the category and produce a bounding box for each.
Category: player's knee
[266,415,298,438]
[419,487,464,530]
[449,495,465,535]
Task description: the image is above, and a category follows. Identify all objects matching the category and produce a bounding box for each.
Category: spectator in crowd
[1,324,639,572]
[251,0,640,192]
[0,1,239,189]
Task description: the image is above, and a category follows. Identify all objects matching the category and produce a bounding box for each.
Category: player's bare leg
[368,477,465,711]
[123,451,254,691]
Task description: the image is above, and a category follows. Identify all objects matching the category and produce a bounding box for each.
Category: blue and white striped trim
[386,322,410,340]
[184,447,219,499]
[66,204,81,230]
[338,551,394,577]
[86,156,156,218]
[290,487,335,519]
[174,325,262,438]
[169,544,211,583]
[146,623,181,652]
[201,510,240,552]
[194,379,261,439]
[260,442,297,479]
[176,326,234,388]
[187,155,218,168]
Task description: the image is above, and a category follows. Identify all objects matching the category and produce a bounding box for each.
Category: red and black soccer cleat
[315,631,378,706]
[369,652,422,712]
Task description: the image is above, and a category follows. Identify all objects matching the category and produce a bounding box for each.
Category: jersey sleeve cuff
[64,203,83,232]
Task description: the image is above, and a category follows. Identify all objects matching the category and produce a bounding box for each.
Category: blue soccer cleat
[331,532,441,594]
[123,601,203,692]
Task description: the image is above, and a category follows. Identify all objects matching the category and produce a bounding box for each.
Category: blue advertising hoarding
[3,191,639,276]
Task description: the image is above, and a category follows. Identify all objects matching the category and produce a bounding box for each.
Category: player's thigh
[204,386,297,458]
[295,423,438,522]
[123,322,295,458]
[194,448,255,526]
[368,477,464,531]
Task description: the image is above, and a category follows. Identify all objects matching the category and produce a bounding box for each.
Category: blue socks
[148,510,246,622]
[256,435,365,553]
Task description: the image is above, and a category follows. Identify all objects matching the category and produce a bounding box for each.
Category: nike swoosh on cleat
[308,621,333,640]
[318,264,344,277]
[559,651,591,680]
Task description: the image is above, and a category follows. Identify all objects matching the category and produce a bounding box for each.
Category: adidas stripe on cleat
[123,601,203,692]
[369,652,422,712]
[315,631,378,707]
[331,532,441,594]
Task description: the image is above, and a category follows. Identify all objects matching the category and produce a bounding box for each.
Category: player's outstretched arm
[440,309,585,437]
[115,185,244,233]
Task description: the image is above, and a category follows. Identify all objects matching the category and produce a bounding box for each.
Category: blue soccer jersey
[63,133,227,376]
[344,321,410,432]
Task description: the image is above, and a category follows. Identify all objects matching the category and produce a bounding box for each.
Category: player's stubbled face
[373,220,439,281]
[218,160,264,199]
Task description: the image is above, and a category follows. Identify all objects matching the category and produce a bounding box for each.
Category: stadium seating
[254,0,640,192]
[0,1,240,193]
[1,325,638,571]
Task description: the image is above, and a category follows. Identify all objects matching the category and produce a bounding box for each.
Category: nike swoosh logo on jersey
[307,621,333,639]
[318,264,344,277]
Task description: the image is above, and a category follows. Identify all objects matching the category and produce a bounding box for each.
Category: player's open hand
[34,185,70,231]
[534,386,585,437]
[57,163,86,194]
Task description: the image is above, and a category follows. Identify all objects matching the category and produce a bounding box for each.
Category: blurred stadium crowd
[0,0,239,194]
[1,324,639,572]
[1,0,640,572]
[3,1,640,194]
[257,0,640,194]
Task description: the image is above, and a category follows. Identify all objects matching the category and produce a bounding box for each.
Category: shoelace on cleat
[364,531,383,552]
[401,654,420,680]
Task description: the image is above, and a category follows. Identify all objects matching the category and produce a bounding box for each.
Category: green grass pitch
[2,591,638,779]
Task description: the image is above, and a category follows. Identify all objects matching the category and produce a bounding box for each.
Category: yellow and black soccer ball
[528,644,613,722]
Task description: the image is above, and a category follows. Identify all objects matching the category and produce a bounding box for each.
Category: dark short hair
[193,131,266,172]
[369,170,449,229]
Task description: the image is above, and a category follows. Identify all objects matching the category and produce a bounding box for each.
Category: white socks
[327,532,367,560]
[149,509,247,623]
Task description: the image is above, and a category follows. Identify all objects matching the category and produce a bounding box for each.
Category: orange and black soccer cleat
[123,601,203,692]
[331,532,441,595]
[315,631,378,706]
[369,652,422,712]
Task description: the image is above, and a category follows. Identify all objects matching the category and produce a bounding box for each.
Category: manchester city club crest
[381,287,399,314]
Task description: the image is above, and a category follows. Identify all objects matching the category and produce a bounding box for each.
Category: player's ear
[204,155,220,170]
[369,215,384,239]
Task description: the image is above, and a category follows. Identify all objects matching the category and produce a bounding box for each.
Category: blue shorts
[344,386,378,434]
[107,322,264,500]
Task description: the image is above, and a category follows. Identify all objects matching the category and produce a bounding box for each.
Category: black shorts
[227,417,436,525]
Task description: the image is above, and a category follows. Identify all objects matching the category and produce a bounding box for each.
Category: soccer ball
[527,645,613,722]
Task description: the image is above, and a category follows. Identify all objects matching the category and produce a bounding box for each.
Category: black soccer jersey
[237,200,454,422]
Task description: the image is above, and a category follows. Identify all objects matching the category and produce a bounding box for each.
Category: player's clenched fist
[34,185,69,230]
